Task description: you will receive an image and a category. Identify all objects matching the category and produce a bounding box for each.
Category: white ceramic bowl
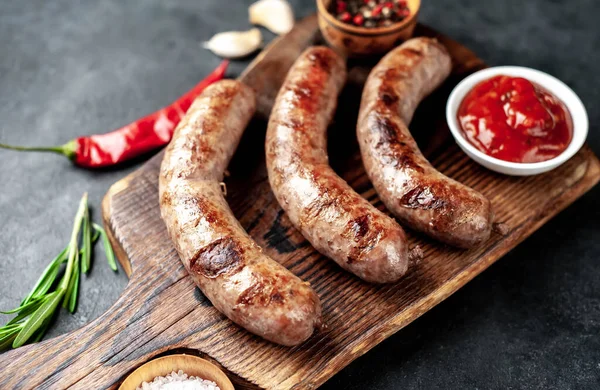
[446,66,588,176]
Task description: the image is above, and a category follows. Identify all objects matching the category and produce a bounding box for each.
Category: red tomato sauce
[457,75,573,163]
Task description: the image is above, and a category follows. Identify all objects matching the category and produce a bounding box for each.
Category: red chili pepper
[0,60,228,168]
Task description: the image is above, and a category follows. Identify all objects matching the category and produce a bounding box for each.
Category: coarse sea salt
[136,370,221,390]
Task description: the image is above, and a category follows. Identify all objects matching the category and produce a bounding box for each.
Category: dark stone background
[1,0,598,388]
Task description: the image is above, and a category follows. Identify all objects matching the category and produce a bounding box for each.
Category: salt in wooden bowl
[119,354,234,390]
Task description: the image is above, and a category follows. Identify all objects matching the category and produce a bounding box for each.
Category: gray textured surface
[0,0,598,388]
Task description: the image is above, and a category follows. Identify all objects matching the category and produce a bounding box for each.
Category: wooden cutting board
[1,15,599,390]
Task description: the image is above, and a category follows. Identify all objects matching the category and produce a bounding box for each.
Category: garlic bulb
[249,0,295,35]
[202,28,262,59]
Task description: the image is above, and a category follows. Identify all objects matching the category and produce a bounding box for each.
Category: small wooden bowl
[316,0,421,57]
[119,354,234,390]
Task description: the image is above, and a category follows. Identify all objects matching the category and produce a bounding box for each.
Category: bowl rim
[316,0,421,37]
[446,65,589,173]
[118,354,234,390]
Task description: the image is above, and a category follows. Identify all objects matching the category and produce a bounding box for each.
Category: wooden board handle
[0,288,118,388]
[0,188,205,389]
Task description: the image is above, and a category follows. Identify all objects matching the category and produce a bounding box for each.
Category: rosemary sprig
[0,193,118,350]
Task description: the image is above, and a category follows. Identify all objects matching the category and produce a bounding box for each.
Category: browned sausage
[159,80,321,346]
[266,47,409,283]
[357,37,493,248]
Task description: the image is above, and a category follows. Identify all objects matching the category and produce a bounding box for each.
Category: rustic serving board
[1,15,599,390]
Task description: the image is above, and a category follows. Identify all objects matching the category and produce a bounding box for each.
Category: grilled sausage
[357,37,493,248]
[159,80,321,346]
[266,47,409,283]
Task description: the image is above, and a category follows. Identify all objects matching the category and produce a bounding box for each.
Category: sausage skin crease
[159,80,321,346]
[266,47,409,283]
[358,38,493,248]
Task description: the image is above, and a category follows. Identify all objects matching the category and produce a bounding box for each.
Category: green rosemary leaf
[7,295,49,326]
[65,245,79,308]
[0,330,19,351]
[93,223,117,272]
[31,317,52,343]
[7,301,43,326]
[63,254,80,310]
[0,322,22,331]
[13,289,63,348]
[21,247,68,305]
[1,295,44,315]
[68,271,79,313]
[67,258,80,313]
[91,228,100,243]
[0,332,17,343]
[81,205,92,274]
[7,316,26,326]
[58,194,87,293]
[32,266,60,301]
[77,229,100,255]
[0,323,23,336]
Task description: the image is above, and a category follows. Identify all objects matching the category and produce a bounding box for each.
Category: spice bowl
[316,0,420,57]
[119,354,234,390]
[446,66,589,176]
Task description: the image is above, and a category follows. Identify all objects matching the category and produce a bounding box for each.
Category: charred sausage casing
[266,47,410,283]
[160,80,321,346]
[358,37,493,248]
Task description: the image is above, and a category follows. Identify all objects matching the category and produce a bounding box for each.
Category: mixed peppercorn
[330,0,411,28]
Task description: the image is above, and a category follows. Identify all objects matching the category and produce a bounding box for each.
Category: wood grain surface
[0,16,598,390]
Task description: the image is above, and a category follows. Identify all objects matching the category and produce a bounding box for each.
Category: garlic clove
[202,28,262,59]
[249,0,295,35]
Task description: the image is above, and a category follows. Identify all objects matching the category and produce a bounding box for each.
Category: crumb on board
[493,222,510,236]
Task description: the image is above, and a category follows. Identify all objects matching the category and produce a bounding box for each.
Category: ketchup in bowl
[457,75,573,163]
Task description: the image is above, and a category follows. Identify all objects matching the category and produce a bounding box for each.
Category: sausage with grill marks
[357,37,493,248]
[266,47,410,283]
[159,80,321,346]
